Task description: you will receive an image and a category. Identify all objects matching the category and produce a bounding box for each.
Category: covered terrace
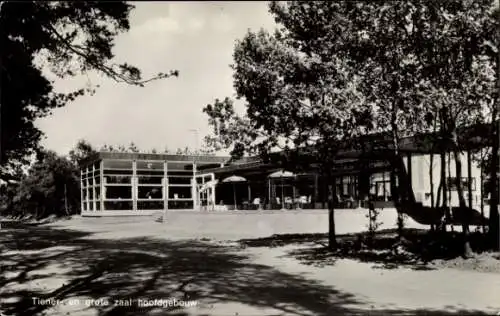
[203,122,494,211]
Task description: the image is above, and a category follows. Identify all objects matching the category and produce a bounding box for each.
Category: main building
[80,125,493,216]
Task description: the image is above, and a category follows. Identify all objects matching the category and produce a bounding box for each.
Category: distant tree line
[100,142,215,156]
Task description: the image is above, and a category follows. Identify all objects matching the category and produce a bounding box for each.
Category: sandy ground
[1,209,499,316]
[45,208,433,240]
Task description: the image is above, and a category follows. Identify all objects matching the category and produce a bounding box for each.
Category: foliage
[204,10,373,165]
[99,143,215,156]
[204,1,495,161]
[203,98,257,159]
[69,139,98,169]
[100,142,141,153]
[174,146,211,155]
[202,1,498,250]
[0,1,178,179]
[203,2,379,249]
[7,150,80,218]
[1,140,100,218]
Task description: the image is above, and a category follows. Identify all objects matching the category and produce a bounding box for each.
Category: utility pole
[188,129,199,154]
[188,129,199,210]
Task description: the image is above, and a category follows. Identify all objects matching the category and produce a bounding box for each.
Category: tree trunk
[429,110,439,231]
[489,29,500,249]
[467,150,473,209]
[430,150,435,231]
[390,101,404,239]
[447,152,454,232]
[480,150,486,233]
[440,151,448,232]
[64,184,69,216]
[435,177,443,209]
[490,12,500,249]
[328,175,337,250]
[490,123,500,250]
[451,138,473,258]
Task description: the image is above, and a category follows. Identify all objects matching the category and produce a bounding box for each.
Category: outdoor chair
[253,198,261,210]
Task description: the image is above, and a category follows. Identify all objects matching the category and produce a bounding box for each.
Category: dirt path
[1,215,499,315]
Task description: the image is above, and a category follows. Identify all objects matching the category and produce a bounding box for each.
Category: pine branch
[42,20,178,86]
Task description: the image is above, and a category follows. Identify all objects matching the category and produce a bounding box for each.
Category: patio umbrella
[222,175,247,210]
[268,170,295,209]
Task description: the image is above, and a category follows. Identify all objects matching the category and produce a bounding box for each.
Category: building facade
[80,148,488,216]
[80,152,227,215]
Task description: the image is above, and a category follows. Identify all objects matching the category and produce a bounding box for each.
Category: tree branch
[42,21,178,86]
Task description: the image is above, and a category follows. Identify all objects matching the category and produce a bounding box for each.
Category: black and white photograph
[1,1,500,315]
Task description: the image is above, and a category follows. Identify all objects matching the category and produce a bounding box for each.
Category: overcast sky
[35,1,276,156]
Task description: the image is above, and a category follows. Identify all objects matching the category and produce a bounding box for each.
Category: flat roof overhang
[96,152,230,163]
[82,122,492,171]
[82,152,235,170]
[204,155,392,177]
[82,152,262,167]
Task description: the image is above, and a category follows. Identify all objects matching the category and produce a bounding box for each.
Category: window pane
[168,200,193,209]
[105,186,132,199]
[168,176,192,185]
[103,169,133,175]
[136,161,163,170]
[137,170,164,176]
[138,186,163,199]
[376,183,384,197]
[138,201,164,210]
[167,171,193,177]
[103,160,133,169]
[169,186,192,199]
[167,162,193,171]
[384,182,391,197]
[104,175,132,184]
[138,176,163,184]
[104,201,133,210]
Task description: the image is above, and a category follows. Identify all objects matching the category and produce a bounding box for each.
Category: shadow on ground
[0,224,493,315]
[239,228,496,271]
